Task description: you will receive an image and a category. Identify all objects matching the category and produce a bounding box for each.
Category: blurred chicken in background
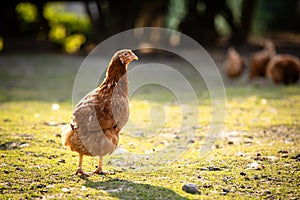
[224,47,245,78]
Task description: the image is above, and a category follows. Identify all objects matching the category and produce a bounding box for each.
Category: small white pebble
[261,99,267,105]
[61,188,70,192]
[19,143,29,148]
[106,188,123,193]
[34,113,40,118]
[46,184,55,188]
[247,161,259,169]
[81,186,87,191]
[52,103,60,111]
[237,151,244,156]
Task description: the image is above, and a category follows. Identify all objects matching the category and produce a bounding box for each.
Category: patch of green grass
[0,54,299,199]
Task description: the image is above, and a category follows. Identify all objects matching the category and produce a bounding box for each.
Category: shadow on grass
[83,177,188,200]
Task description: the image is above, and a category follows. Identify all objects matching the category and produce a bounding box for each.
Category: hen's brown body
[62,49,138,175]
[224,47,245,78]
[266,54,300,85]
[249,40,275,80]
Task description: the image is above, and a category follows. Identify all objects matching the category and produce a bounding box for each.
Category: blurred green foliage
[166,0,186,30]
[11,0,299,51]
[215,0,243,37]
[44,3,91,36]
[48,25,66,43]
[226,0,243,24]
[251,0,273,35]
[64,34,86,53]
[44,2,91,53]
[252,0,300,35]
[0,37,3,52]
[215,15,231,36]
[15,2,91,53]
[16,2,37,23]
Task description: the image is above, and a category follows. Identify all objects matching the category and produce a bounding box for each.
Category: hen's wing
[71,88,117,156]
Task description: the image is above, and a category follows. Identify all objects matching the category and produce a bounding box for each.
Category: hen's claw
[75,168,89,176]
[93,169,115,175]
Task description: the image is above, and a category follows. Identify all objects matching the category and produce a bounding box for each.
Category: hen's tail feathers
[61,125,74,147]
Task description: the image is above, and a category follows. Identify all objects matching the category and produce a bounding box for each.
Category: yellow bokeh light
[64,34,86,53]
[49,25,66,43]
[0,37,3,52]
[16,2,37,23]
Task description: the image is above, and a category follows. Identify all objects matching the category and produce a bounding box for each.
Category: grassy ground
[0,54,299,199]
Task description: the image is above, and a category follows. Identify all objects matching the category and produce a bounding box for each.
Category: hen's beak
[130,52,138,61]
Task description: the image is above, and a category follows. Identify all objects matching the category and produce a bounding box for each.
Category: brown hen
[224,47,245,78]
[62,49,138,175]
[266,54,300,85]
[249,40,276,80]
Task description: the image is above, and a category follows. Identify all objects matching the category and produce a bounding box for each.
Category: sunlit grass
[1,90,299,199]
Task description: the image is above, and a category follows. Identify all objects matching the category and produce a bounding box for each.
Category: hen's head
[112,49,138,66]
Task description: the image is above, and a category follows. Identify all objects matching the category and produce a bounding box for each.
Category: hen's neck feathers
[100,59,128,95]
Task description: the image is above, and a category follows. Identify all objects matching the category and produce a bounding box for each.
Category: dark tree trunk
[35,1,50,38]
[85,1,102,41]
[90,0,168,41]
[239,0,256,41]
[0,2,19,37]
[179,0,222,45]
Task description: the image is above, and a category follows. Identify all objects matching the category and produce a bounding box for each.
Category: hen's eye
[124,53,128,56]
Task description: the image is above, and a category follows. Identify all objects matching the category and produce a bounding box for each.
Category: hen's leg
[75,154,88,175]
[93,156,108,175]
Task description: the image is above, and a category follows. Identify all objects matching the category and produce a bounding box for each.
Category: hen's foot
[75,168,89,176]
[93,169,115,175]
